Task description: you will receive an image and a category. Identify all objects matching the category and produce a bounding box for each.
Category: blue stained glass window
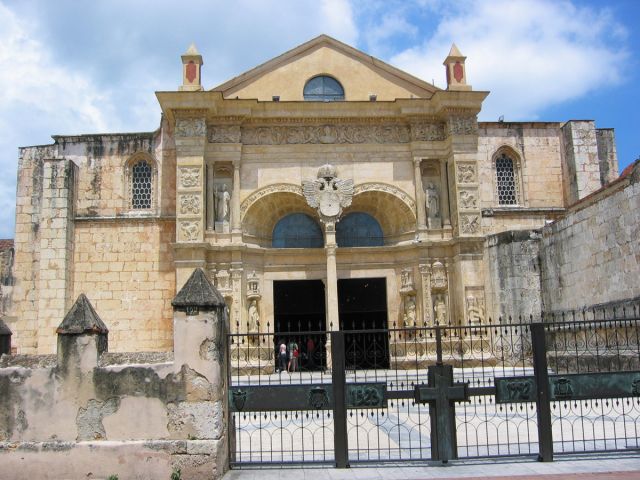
[336,212,383,247]
[303,75,345,101]
[272,213,324,248]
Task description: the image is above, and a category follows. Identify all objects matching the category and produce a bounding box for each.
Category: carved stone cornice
[239,183,303,218]
[353,183,416,211]
[174,109,208,119]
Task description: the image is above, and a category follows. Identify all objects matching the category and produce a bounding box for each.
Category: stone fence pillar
[171,267,229,477]
[56,293,108,376]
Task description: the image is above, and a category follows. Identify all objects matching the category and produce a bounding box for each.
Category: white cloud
[388,0,628,120]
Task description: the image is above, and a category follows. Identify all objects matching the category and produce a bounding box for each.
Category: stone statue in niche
[248,299,260,332]
[466,294,485,325]
[425,183,440,218]
[434,297,448,325]
[403,295,417,328]
[400,267,415,294]
[214,184,231,222]
[431,261,447,290]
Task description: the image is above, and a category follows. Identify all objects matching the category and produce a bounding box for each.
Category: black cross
[415,364,469,462]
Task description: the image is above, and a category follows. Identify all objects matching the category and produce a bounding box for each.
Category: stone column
[413,157,427,230]
[325,223,339,332]
[38,159,76,354]
[231,161,241,237]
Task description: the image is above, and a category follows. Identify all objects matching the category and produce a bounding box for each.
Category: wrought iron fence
[227,309,640,467]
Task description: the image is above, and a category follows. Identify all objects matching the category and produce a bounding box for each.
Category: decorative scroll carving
[208,125,241,143]
[457,164,477,184]
[419,264,433,326]
[302,164,353,224]
[353,183,416,211]
[176,118,206,137]
[241,123,412,145]
[240,183,303,218]
[460,214,480,234]
[447,116,477,136]
[410,122,446,141]
[179,221,200,242]
[459,189,477,209]
[179,194,200,215]
[179,167,201,188]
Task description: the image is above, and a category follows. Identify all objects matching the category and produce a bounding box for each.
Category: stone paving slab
[223,453,640,480]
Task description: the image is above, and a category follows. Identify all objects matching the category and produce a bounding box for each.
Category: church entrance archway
[338,278,389,369]
[273,279,326,370]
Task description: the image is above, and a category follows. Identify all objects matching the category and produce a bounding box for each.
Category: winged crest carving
[302,164,353,223]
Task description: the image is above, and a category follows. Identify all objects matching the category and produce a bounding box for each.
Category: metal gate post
[531,322,553,462]
[331,331,349,468]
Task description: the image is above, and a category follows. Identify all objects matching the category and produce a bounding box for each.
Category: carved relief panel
[465,287,486,326]
[177,165,203,243]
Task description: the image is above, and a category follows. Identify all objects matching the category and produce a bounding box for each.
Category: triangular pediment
[213,35,440,101]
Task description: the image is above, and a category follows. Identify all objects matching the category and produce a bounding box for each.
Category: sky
[0,0,638,238]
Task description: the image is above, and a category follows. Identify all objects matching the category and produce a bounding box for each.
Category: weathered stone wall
[72,220,175,352]
[484,230,543,321]
[11,130,176,354]
[561,120,605,205]
[540,162,640,311]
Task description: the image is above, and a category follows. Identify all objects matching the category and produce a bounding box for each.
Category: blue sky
[0,0,638,238]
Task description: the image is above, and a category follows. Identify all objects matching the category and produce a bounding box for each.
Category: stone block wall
[72,220,175,352]
[540,162,640,311]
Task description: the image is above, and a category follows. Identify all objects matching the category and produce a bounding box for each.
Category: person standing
[287,339,298,372]
[306,337,315,370]
[278,340,287,373]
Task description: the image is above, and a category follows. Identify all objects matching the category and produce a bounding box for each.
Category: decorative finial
[180,43,204,91]
[443,43,471,91]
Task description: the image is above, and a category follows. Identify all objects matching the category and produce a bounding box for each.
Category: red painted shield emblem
[453,62,464,83]
[186,61,197,83]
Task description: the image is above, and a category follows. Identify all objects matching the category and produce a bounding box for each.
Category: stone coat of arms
[302,164,354,223]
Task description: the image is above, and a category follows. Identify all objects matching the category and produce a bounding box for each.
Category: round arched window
[272,213,324,248]
[336,212,383,247]
[303,75,345,102]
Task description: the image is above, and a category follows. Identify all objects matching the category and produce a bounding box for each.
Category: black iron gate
[228,308,640,467]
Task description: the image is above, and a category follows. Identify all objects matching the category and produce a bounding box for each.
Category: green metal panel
[495,370,640,404]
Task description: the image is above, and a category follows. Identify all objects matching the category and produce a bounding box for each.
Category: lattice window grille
[496,154,518,205]
[131,160,152,209]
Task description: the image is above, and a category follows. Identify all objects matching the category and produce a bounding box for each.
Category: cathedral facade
[8,36,621,354]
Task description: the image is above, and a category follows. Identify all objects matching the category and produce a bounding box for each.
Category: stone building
[7,35,634,356]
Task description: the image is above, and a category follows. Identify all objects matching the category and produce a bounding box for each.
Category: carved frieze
[240,184,303,218]
[208,125,241,143]
[459,214,480,234]
[179,221,200,242]
[447,116,477,136]
[241,123,412,145]
[457,164,477,184]
[179,194,200,215]
[410,122,446,141]
[179,167,201,188]
[176,118,206,137]
[458,189,478,209]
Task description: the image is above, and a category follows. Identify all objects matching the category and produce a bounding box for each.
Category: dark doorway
[338,278,389,369]
[273,280,326,371]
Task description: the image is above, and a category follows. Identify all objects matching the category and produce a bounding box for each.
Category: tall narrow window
[495,153,518,205]
[303,75,344,101]
[131,159,152,209]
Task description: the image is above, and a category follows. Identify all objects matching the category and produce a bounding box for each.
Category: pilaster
[37,159,76,354]
[413,158,427,230]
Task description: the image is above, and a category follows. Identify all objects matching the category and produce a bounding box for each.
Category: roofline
[211,34,440,97]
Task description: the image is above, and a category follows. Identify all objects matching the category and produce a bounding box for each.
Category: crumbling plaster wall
[0,308,228,479]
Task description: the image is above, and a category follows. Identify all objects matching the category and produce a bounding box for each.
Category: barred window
[495,153,518,205]
[131,160,152,209]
